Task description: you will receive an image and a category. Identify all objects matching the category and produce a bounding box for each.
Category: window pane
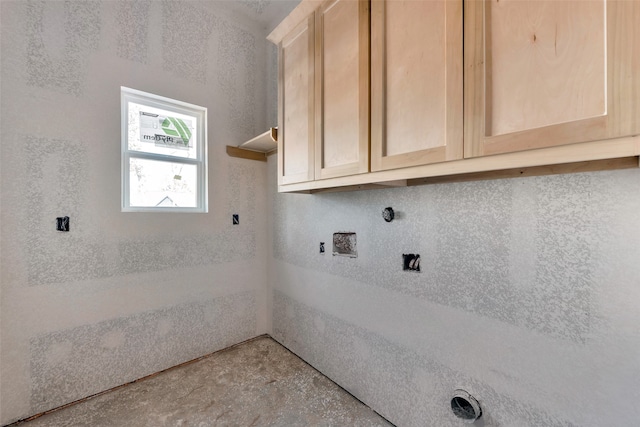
[129,157,198,208]
[128,102,198,159]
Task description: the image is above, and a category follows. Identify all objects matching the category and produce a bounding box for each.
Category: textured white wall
[0,1,273,424]
[4,0,639,426]
[268,158,640,426]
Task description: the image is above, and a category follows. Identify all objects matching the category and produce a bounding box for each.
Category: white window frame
[121,87,208,213]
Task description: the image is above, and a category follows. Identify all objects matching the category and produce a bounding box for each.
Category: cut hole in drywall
[333,233,357,258]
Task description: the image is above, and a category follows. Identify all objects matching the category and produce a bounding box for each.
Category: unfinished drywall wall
[268,158,640,426]
[0,1,275,423]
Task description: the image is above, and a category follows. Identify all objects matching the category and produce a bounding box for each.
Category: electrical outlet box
[56,216,70,232]
[403,253,420,272]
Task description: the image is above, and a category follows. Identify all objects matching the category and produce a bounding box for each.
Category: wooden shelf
[226,128,278,162]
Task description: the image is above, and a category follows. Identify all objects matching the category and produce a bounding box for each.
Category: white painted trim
[121,87,208,212]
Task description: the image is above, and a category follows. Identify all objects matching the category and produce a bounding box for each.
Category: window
[121,87,207,212]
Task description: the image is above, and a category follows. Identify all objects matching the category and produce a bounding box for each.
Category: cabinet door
[465,0,640,158]
[279,16,315,186]
[315,0,370,180]
[371,0,463,171]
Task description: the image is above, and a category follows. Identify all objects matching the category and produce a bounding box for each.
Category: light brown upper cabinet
[278,15,315,185]
[314,0,370,180]
[269,0,639,193]
[371,0,463,171]
[465,0,640,158]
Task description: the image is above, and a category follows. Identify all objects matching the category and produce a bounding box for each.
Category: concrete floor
[13,336,393,427]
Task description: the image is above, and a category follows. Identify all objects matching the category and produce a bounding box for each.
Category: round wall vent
[382,207,395,222]
[451,389,482,423]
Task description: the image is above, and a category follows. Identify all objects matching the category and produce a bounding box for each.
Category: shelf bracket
[226,127,278,162]
[226,146,268,162]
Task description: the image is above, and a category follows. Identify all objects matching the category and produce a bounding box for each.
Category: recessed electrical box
[320,242,325,254]
[232,214,239,225]
[333,232,357,258]
[403,254,420,272]
[56,216,70,232]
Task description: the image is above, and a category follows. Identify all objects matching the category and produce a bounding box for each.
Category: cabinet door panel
[279,16,315,185]
[465,0,640,157]
[315,0,369,180]
[371,0,463,171]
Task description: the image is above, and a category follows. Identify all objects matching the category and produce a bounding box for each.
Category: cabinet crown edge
[268,0,325,44]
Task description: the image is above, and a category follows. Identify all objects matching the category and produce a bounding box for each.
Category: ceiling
[211,0,302,34]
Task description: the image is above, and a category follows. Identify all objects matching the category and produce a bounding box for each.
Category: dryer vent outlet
[451,390,482,423]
